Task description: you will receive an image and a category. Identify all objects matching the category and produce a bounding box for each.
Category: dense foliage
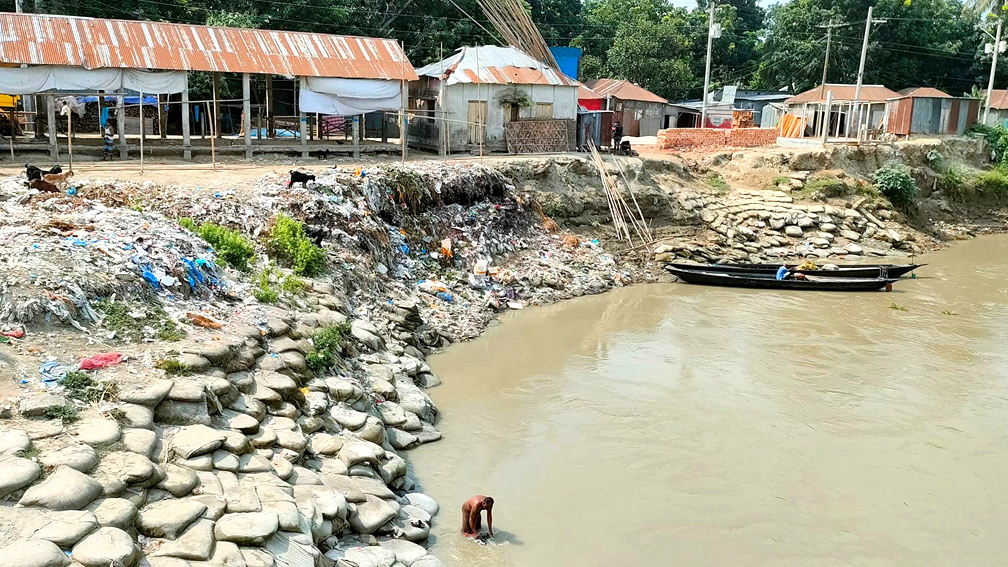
[16,0,1005,101]
[873,162,919,207]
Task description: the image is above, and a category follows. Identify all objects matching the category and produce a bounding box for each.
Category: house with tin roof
[581,78,667,137]
[409,45,580,154]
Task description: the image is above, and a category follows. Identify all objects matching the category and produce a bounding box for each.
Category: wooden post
[266,75,275,138]
[9,105,15,159]
[160,94,167,139]
[67,103,73,172]
[117,92,127,159]
[821,91,832,145]
[212,73,221,139]
[352,114,360,159]
[46,95,57,159]
[242,72,252,159]
[381,113,388,143]
[139,88,145,173]
[298,79,308,158]
[210,82,217,171]
[182,74,191,160]
[401,80,408,162]
[257,108,262,140]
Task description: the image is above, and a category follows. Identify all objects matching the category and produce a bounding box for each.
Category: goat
[25,164,62,182]
[43,170,74,190]
[29,178,59,192]
[288,170,316,189]
[311,149,332,160]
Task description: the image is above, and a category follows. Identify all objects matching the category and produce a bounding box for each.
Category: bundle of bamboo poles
[476,0,560,70]
[586,140,652,247]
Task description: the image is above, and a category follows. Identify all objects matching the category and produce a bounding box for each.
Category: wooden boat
[668,262,923,279]
[667,266,899,291]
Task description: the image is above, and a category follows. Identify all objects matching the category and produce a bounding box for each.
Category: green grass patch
[45,404,79,423]
[95,300,185,343]
[279,274,307,295]
[16,446,40,459]
[306,322,351,375]
[705,172,730,193]
[253,268,280,304]
[179,217,255,272]
[267,215,325,277]
[62,371,117,403]
[155,357,191,376]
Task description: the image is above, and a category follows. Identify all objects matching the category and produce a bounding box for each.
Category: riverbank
[0,138,1003,566]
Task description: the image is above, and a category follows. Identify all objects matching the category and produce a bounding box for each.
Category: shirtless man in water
[461,495,494,538]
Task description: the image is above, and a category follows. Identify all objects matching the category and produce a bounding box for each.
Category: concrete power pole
[984,17,1004,125]
[849,6,885,138]
[701,3,718,128]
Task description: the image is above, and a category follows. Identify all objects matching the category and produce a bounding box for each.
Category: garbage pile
[0,177,235,329]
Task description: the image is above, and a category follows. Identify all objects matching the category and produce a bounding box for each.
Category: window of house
[467,101,487,144]
[535,103,553,119]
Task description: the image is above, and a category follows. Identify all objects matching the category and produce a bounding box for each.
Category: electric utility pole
[701,3,720,128]
[849,6,886,138]
[818,20,846,97]
[984,17,1004,124]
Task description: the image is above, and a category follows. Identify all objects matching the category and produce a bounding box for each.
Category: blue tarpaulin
[78,95,158,105]
[549,47,581,81]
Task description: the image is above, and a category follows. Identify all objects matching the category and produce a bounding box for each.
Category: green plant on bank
[45,404,79,423]
[771,175,791,187]
[969,123,1008,163]
[95,299,185,343]
[279,274,307,295]
[541,200,573,219]
[16,446,40,459]
[872,162,918,208]
[267,215,325,277]
[253,268,280,304]
[705,172,730,193]
[179,217,256,272]
[155,357,191,376]
[62,371,117,403]
[925,149,944,168]
[971,166,1008,198]
[306,322,351,374]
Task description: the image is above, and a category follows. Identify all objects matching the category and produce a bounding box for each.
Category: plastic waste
[79,352,124,370]
[417,280,448,295]
[435,291,453,302]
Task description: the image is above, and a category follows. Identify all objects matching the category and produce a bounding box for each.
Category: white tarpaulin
[0,66,186,94]
[299,77,401,115]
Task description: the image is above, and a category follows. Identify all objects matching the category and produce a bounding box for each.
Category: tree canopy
[17,0,1008,100]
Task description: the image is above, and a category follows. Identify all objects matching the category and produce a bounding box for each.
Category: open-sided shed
[0,12,416,159]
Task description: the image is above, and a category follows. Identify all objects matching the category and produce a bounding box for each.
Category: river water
[407,235,1008,567]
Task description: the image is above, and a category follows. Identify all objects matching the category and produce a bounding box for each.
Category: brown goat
[42,170,73,189]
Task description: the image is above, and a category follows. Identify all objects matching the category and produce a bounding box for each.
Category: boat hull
[667,262,923,279]
[667,267,899,291]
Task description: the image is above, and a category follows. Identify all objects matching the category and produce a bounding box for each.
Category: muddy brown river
[407,235,1008,567]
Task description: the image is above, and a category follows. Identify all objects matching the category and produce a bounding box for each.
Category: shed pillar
[182,75,192,160]
[352,115,360,159]
[159,94,167,139]
[46,95,57,159]
[117,93,127,159]
[242,72,252,159]
[266,75,275,138]
[401,81,409,160]
[212,73,222,139]
[299,113,308,158]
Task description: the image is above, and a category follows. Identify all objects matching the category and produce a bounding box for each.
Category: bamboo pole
[67,103,73,172]
[210,79,218,171]
[139,88,144,174]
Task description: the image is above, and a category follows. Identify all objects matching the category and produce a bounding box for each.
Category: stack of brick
[656,128,778,150]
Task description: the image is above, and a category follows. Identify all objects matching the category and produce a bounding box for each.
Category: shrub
[267,215,325,277]
[872,162,918,208]
[969,123,1008,163]
[939,165,969,201]
[155,357,190,376]
[62,371,116,403]
[45,404,79,422]
[705,172,730,193]
[180,218,255,272]
[306,323,351,374]
[253,268,279,304]
[280,274,307,295]
[972,166,1008,198]
[95,300,185,343]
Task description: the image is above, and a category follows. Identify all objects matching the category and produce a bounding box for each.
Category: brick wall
[656,127,778,150]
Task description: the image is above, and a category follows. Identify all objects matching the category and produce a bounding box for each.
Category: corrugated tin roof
[415,45,578,87]
[985,89,1008,110]
[786,83,900,104]
[897,87,951,98]
[0,12,417,80]
[578,85,603,100]
[582,78,667,104]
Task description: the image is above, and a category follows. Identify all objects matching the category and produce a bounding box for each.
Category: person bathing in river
[462,495,494,538]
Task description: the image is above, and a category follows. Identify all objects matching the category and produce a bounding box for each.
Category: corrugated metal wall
[887,97,979,136]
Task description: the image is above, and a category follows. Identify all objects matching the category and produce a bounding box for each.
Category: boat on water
[666,266,900,291]
[668,262,923,279]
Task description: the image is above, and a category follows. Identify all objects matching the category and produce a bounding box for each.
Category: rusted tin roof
[897,87,951,99]
[414,46,578,87]
[786,83,899,104]
[0,12,417,80]
[582,79,666,104]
